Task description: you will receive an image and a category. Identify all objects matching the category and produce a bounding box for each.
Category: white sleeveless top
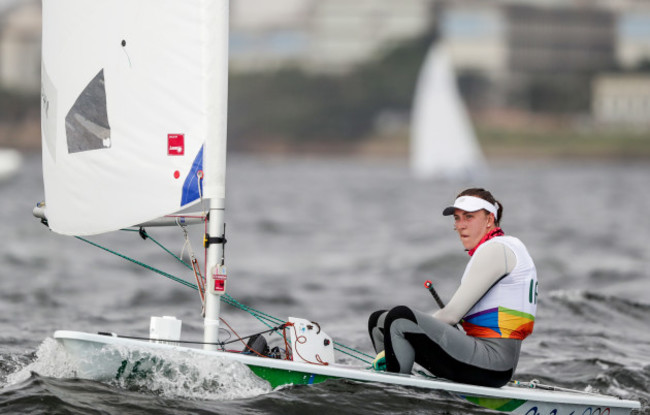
[460,236,538,340]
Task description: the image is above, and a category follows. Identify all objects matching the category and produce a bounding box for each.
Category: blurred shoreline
[3,117,650,160]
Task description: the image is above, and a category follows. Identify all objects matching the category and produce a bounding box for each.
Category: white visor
[442,196,498,220]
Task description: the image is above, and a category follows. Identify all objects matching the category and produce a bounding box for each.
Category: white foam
[107,344,272,400]
[548,289,587,303]
[6,338,272,401]
[6,338,77,385]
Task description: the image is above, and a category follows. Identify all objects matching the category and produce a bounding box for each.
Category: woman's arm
[433,242,516,325]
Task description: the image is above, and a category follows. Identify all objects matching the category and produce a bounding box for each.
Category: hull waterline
[54,331,640,415]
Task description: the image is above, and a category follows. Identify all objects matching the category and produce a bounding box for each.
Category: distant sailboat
[30,3,641,413]
[0,148,22,181]
[410,41,485,180]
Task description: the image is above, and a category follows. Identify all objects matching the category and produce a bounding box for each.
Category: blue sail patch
[181,145,203,206]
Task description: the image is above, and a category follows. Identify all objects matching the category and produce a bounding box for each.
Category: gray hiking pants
[368,306,521,387]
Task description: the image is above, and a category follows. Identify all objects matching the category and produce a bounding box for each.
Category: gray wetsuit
[368,241,530,387]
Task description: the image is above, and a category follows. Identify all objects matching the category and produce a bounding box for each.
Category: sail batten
[41,0,227,236]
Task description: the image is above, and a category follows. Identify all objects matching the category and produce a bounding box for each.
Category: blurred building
[0,0,41,94]
[444,3,617,74]
[231,0,434,74]
[442,3,617,108]
[592,74,650,128]
[505,5,616,75]
[229,1,635,78]
[616,5,650,70]
[230,0,313,72]
[0,0,649,122]
[440,5,507,75]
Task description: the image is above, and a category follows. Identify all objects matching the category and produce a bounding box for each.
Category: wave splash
[5,338,272,401]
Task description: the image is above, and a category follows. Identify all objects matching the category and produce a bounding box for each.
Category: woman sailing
[368,188,538,387]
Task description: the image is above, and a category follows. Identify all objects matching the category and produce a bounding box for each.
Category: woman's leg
[382,305,521,387]
[367,309,387,353]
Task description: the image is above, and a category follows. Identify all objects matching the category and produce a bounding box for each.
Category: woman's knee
[384,305,417,329]
[367,309,387,332]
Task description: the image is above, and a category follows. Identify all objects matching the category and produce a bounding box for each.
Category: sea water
[1,153,648,414]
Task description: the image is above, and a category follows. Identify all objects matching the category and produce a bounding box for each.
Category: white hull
[54,330,639,414]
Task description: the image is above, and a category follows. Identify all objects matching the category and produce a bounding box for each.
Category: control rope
[75,232,373,364]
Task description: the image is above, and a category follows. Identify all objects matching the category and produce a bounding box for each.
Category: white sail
[410,42,485,180]
[41,0,228,236]
[0,148,22,181]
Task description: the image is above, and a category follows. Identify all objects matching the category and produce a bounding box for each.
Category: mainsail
[40,0,228,236]
[410,42,485,180]
[32,5,644,413]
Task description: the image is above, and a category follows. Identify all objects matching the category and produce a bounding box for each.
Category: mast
[204,198,226,350]
[203,0,230,350]
[41,0,231,344]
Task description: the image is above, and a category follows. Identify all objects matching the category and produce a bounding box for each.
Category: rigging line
[286,323,328,366]
[78,233,282,328]
[179,224,191,262]
[333,342,374,360]
[75,235,373,363]
[121,228,193,270]
[192,257,206,306]
[333,347,372,364]
[221,294,284,324]
[219,318,272,357]
[197,169,205,216]
[222,322,288,346]
[101,323,287,348]
[75,236,197,290]
[204,215,208,280]
[510,380,598,395]
[177,223,206,308]
[101,333,227,348]
[120,230,268,324]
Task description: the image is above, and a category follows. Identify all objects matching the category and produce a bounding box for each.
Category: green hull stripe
[463,396,527,412]
[248,364,335,389]
[248,364,527,414]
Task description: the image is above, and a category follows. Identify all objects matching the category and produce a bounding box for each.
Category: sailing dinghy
[410,41,486,180]
[0,148,22,181]
[35,1,640,414]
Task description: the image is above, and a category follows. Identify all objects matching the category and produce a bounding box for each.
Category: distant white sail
[41,0,228,236]
[410,42,485,180]
[0,148,22,181]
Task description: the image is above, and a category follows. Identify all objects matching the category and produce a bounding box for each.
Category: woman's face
[453,209,493,251]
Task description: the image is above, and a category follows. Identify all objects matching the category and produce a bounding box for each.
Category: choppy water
[1,153,649,414]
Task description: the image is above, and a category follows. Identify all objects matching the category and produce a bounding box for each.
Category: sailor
[368,188,538,387]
